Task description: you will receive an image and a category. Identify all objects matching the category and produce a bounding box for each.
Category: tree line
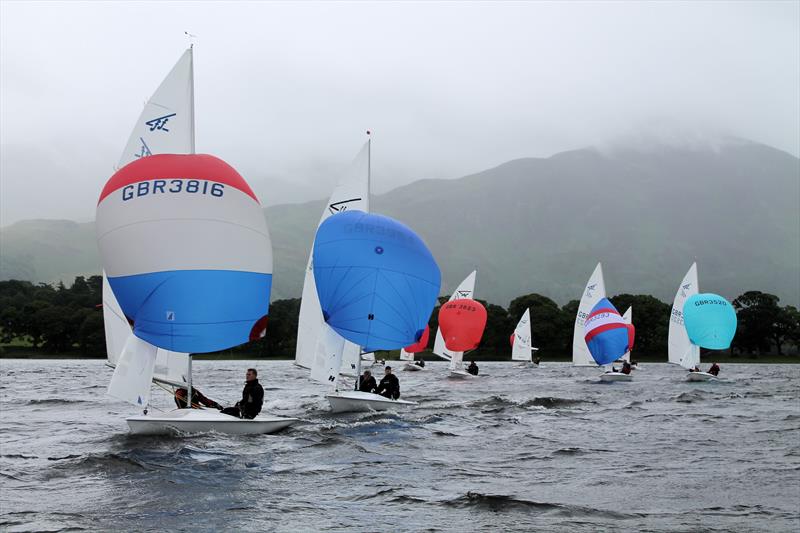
[0,276,798,359]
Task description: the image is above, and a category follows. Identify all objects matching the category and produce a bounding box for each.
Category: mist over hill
[1,140,798,306]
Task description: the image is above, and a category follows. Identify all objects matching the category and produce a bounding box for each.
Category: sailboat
[311,210,440,412]
[584,298,634,382]
[669,263,737,382]
[511,309,539,367]
[438,298,487,379]
[100,47,296,434]
[432,271,478,378]
[572,263,606,367]
[667,263,711,381]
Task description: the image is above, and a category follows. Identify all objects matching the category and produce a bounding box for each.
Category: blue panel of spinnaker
[312,210,441,352]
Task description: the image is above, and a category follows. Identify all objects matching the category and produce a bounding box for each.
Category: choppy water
[1,360,798,532]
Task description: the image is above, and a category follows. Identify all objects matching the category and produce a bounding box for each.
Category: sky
[1,0,798,226]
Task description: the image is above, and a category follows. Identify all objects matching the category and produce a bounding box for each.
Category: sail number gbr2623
[122,180,225,201]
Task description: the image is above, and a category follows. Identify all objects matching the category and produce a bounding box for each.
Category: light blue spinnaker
[682,293,737,350]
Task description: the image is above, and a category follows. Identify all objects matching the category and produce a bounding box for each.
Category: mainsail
[295,141,370,371]
[511,308,533,362]
[104,48,195,405]
[668,263,700,369]
[572,263,606,366]
[433,270,477,367]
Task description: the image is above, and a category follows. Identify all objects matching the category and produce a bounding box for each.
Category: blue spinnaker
[583,298,630,366]
[312,211,441,352]
[683,293,737,350]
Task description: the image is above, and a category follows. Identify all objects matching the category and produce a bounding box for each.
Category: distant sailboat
[572,263,606,367]
[584,298,634,382]
[438,299,487,379]
[432,271,477,377]
[510,309,539,367]
[668,263,712,381]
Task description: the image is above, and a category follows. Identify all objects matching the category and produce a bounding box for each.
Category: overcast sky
[1,0,798,226]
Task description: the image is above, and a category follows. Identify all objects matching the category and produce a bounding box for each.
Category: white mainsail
[117,47,194,168]
[295,141,370,371]
[572,263,606,366]
[621,306,632,363]
[668,263,700,369]
[433,270,477,367]
[104,48,194,397]
[399,348,415,361]
[511,308,533,362]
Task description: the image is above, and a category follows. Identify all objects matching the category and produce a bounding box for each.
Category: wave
[673,390,710,403]
[25,398,88,406]
[439,492,641,519]
[465,396,591,413]
[44,452,148,478]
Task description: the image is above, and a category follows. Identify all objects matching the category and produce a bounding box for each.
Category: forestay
[668,263,700,369]
[433,270,477,363]
[572,263,606,366]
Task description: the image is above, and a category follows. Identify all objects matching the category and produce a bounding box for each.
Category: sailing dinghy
[572,263,606,367]
[431,271,478,378]
[583,298,634,382]
[100,47,296,434]
[667,263,736,382]
[510,308,539,367]
[438,299,487,379]
[401,326,430,372]
[312,209,440,412]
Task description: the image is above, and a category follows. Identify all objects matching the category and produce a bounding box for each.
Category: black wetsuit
[377,373,400,400]
[467,363,479,376]
[358,375,377,393]
[222,379,264,419]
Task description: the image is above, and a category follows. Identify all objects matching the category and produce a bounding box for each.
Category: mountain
[1,140,798,306]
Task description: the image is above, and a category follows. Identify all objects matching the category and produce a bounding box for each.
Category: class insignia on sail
[96,153,273,354]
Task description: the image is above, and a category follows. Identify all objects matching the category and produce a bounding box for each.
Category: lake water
[1,360,798,532]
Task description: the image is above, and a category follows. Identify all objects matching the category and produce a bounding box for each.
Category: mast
[356,129,370,390]
[185,43,195,407]
[189,45,196,155]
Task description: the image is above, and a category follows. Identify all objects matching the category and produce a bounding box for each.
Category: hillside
[2,140,798,306]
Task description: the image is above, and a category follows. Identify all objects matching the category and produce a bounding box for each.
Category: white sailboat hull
[448,370,477,379]
[687,371,717,382]
[600,372,633,382]
[326,390,416,413]
[127,409,299,435]
[402,363,428,372]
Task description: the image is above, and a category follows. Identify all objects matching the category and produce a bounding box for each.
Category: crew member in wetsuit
[467,360,479,376]
[708,362,721,376]
[620,361,632,375]
[221,368,264,419]
[174,388,222,410]
[376,366,400,400]
[358,369,377,393]
[415,359,425,368]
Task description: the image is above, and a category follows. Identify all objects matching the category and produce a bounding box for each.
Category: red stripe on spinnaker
[584,321,627,343]
[98,153,259,204]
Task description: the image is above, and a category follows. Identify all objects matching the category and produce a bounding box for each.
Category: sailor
[533,356,541,366]
[690,365,701,373]
[467,360,479,376]
[415,359,425,368]
[376,366,401,400]
[708,362,721,376]
[620,361,632,375]
[174,387,222,410]
[221,368,264,419]
[358,369,377,393]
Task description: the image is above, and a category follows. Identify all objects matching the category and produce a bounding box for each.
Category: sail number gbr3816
[122,179,225,201]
